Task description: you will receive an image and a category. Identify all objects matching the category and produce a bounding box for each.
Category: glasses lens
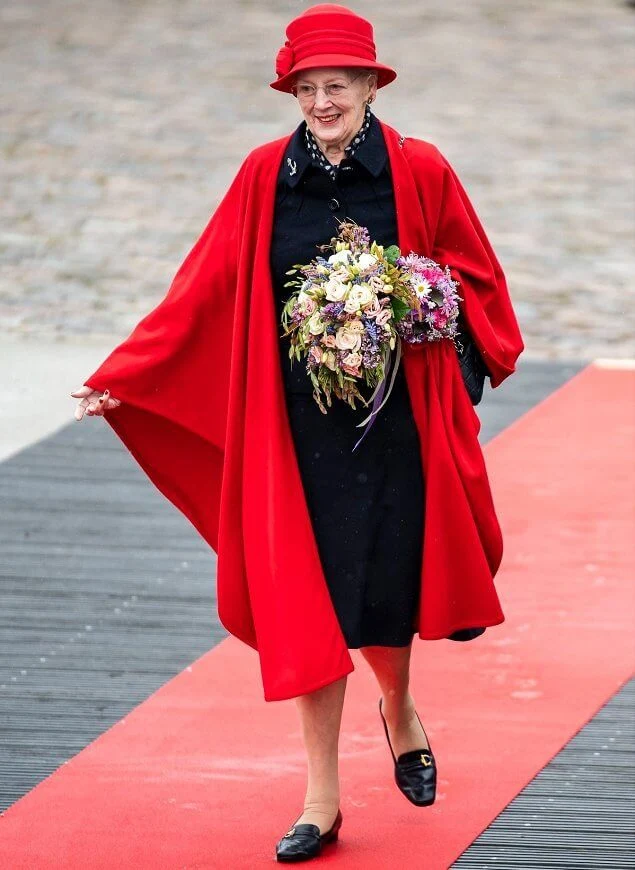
[293,84,316,100]
[292,73,368,100]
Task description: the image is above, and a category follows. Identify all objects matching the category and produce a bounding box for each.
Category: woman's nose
[313,89,333,110]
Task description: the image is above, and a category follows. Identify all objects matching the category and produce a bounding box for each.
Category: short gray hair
[355,68,378,85]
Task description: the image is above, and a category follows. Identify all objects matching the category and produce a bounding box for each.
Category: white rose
[322,349,338,371]
[335,326,362,352]
[342,351,362,370]
[330,266,351,282]
[347,318,364,333]
[356,285,374,307]
[328,249,353,267]
[344,285,374,313]
[308,310,325,334]
[368,275,385,294]
[357,252,378,271]
[324,276,350,302]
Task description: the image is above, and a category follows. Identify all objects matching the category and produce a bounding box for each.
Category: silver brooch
[287,158,297,177]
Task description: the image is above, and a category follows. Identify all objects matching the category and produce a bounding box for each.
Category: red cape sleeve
[81,157,250,551]
[430,151,525,388]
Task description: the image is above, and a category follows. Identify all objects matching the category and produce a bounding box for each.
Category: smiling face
[292,67,378,159]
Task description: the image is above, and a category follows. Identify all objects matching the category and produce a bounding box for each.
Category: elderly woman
[71,3,523,862]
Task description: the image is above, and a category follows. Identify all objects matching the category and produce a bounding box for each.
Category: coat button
[329,198,340,211]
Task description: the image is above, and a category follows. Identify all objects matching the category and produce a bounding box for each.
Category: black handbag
[454,319,489,406]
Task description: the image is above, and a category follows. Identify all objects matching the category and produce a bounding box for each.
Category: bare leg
[360,641,430,758]
[290,674,347,834]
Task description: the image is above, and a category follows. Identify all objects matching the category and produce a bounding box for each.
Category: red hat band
[271,4,397,93]
[292,31,377,64]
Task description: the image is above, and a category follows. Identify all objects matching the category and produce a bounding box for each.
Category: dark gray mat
[453,677,635,868]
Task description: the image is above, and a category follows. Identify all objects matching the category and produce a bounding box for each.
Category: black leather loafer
[275,808,342,862]
[378,697,437,807]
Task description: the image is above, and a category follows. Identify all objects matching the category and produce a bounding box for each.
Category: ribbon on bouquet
[352,337,403,452]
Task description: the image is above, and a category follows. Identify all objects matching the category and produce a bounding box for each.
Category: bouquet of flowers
[281,221,462,448]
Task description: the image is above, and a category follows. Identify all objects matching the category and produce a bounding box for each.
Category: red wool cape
[84,120,524,702]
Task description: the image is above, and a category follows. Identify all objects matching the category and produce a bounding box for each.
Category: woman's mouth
[315,113,341,126]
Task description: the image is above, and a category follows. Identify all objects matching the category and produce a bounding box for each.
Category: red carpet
[2,362,634,869]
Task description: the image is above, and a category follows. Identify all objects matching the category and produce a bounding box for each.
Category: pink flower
[322,334,337,348]
[364,294,382,318]
[376,308,391,327]
[299,297,316,315]
[431,309,448,328]
[342,364,361,377]
[309,346,322,364]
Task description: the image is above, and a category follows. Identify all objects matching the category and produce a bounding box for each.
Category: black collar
[281,112,388,188]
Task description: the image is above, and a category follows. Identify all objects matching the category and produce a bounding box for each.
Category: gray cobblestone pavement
[2,0,634,360]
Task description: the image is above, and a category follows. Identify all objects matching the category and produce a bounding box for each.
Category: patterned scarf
[304,103,373,181]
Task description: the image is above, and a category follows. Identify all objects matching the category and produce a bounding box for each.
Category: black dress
[269,113,483,647]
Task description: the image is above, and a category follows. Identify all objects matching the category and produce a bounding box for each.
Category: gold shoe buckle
[283,827,296,839]
[420,753,432,767]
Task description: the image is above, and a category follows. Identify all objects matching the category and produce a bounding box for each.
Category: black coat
[269,113,484,646]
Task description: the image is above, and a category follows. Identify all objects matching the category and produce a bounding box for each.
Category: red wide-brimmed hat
[270,4,397,94]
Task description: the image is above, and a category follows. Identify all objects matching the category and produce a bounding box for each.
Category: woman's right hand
[71,386,121,421]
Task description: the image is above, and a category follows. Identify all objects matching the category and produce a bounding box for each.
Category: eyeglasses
[291,72,368,102]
